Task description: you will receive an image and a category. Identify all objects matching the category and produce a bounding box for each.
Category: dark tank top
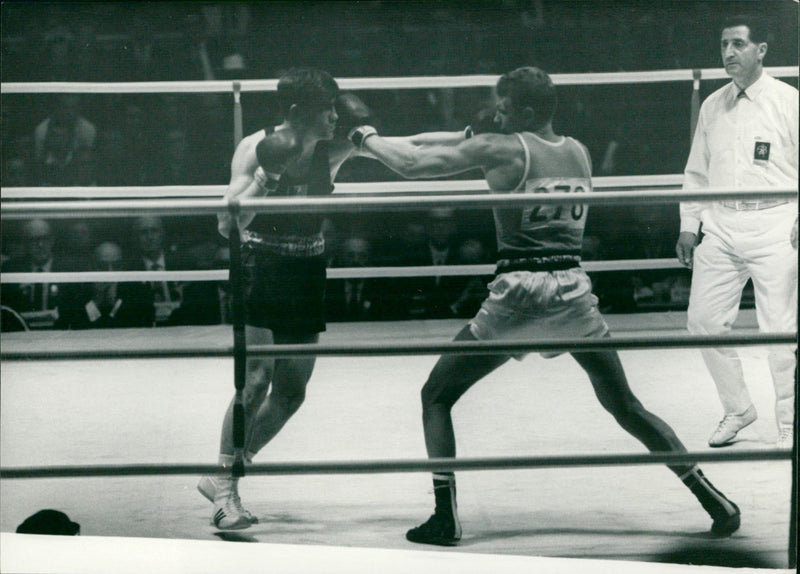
[247,127,334,257]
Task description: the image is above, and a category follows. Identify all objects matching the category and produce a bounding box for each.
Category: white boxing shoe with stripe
[198,475,258,529]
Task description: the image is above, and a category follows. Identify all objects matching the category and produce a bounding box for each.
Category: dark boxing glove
[336,92,375,140]
[254,130,300,191]
[464,106,499,138]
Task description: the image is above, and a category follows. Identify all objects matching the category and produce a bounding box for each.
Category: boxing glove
[254,129,301,190]
[464,106,500,138]
[335,92,375,140]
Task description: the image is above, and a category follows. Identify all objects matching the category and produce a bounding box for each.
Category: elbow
[395,153,428,179]
[217,214,231,239]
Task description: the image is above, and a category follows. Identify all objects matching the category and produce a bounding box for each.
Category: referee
[676,14,798,450]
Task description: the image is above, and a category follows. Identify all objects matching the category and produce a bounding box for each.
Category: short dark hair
[496,67,557,130]
[722,15,768,44]
[276,67,339,117]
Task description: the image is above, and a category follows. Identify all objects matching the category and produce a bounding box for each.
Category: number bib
[494,177,590,257]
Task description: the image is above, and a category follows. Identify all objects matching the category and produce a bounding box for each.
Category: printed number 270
[527,185,585,223]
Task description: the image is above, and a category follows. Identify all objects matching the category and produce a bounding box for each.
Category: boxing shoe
[682,467,741,537]
[708,405,757,447]
[406,510,462,546]
[776,427,794,450]
[199,475,258,526]
[710,501,741,537]
[212,494,253,531]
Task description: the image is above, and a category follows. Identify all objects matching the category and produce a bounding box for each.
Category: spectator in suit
[59,219,96,272]
[129,216,183,325]
[166,238,226,326]
[56,241,155,330]
[448,238,491,318]
[396,208,486,319]
[0,219,63,328]
[326,235,389,322]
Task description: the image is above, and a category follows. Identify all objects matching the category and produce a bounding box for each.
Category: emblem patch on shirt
[754,141,771,161]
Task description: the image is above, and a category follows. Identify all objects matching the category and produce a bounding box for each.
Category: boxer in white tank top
[358,66,740,546]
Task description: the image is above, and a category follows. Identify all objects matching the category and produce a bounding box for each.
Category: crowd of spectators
[2,1,793,329]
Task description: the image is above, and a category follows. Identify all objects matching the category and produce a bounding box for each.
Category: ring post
[690,69,701,142]
[790,352,798,568]
[227,198,246,478]
[233,81,243,148]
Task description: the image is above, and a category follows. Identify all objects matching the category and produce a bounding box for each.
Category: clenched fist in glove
[254,129,301,191]
[335,92,377,146]
[464,106,500,138]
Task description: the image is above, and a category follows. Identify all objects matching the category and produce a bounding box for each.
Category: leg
[245,330,319,455]
[571,349,687,458]
[571,348,740,536]
[199,325,276,529]
[219,325,275,457]
[688,235,755,446]
[421,326,510,459]
[407,325,510,546]
[748,234,797,443]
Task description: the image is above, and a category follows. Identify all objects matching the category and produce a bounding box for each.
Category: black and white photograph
[1,1,797,572]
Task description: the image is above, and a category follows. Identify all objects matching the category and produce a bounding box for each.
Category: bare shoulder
[467,133,524,160]
[230,130,266,174]
[237,130,266,156]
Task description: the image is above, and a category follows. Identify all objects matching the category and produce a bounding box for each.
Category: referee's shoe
[708,405,757,447]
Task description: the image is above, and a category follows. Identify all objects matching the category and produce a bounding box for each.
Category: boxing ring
[1,68,798,573]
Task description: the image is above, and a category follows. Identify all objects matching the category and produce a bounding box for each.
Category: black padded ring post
[227,198,246,478]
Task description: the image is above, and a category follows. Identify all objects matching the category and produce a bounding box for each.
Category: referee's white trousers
[687,203,797,430]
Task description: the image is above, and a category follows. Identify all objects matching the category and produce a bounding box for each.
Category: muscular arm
[218,134,265,238]
[361,133,501,179]
[347,131,467,162]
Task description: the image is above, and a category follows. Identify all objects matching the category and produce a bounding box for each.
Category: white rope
[1,67,797,94]
[2,332,795,362]
[0,259,684,285]
[1,175,685,200]
[0,449,791,479]
[2,187,795,219]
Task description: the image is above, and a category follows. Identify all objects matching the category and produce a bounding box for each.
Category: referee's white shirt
[680,71,799,234]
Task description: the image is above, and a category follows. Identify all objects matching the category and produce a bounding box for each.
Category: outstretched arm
[360,132,499,179]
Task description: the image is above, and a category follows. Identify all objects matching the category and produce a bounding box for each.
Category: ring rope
[0,449,791,480]
[1,187,796,220]
[1,66,797,94]
[3,71,796,564]
[2,332,794,362]
[0,258,685,285]
[0,174,686,199]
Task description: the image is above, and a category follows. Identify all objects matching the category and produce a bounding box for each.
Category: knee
[246,358,274,387]
[597,391,641,425]
[420,378,456,412]
[244,362,272,402]
[272,386,306,414]
[687,305,725,335]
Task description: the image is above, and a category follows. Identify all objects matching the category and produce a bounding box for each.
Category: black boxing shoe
[682,467,741,537]
[406,510,462,546]
[710,500,741,538]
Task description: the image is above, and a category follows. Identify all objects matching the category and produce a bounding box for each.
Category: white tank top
[493,132,592,261]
